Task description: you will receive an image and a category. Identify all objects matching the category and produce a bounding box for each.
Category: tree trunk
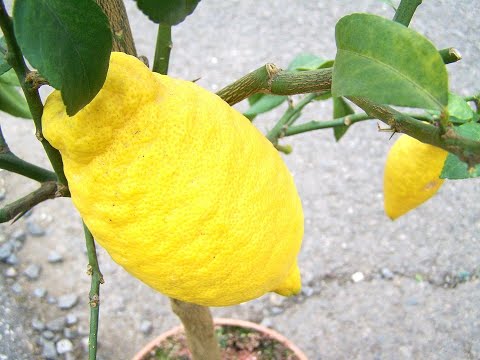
[170,299,222,360]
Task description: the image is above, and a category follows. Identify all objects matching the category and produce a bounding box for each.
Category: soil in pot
[141,324,302,360]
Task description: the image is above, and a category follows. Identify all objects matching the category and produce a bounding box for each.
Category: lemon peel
[384,134,448,220]
[42,52,304,306]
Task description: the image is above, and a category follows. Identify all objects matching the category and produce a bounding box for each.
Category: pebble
[63,328,77,339]
[31,318,45,332]
[56,339,73,354]
[380,268,394,280]
[269,293,284,306]
[4,267,17,278]
[26,221,45,237]
[23,263,42,280]
[46,317,65,332]
[260,318,274,328]
[10,229,26,242]
[139,320,153,335]
[47,251,63,264]
[41,340,57,359]
[11,282,22,294]
[65,314,78,326]
[302,286,314,297]
[0,242,13,261]
[81,337,89,353]
[0,233,6,243]
[0,187,6,201]
[270,306,284,315]
[57,294,78,310]
[10,239,23,251]
[351,271,365,283]
[42,330,55,340]
[47,295,57,305]
[5,253,18,266]
[33,287,47,299]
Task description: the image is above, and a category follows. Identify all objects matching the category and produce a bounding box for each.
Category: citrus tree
[0,0,478,359]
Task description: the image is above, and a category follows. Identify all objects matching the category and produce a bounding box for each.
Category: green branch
[0,181,67,223]
[393,0,423,26]
[83,223,104,360]
[0,1,67,186]
[266,93,319,143]
[0,126,57,183]
[349,96,480,166]
[153,24,172,75]
[217,64,332,106]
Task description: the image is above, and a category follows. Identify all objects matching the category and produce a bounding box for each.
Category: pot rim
[132,317,308,360]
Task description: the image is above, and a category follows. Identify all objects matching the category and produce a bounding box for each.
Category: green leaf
[0,82,31,119]
[243,94,287,121]
[13,0,112,116]
[247,93,263,106]
[0,37,11,76]
[287,53,333,71]
[448,93,474,123]
[333,97,354,141]
[134,0,201,25]
[332,13,448,111]
[440,122,480,179]
[0,69,20,86]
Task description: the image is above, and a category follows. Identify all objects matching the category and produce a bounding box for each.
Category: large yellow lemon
[42,52,303,306]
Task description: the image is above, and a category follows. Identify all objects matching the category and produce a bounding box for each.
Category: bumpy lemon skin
[384,134,448,220]
[42,52,304,306]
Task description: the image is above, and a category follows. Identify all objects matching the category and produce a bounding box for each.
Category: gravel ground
[1,1,479,359]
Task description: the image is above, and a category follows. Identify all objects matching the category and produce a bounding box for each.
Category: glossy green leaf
[244,94,287,121]
[134,0,201,25]
[440,122,480,179]
[332,13,448,111]
[0,82,31,119]
[448,93,474,123]
[0,69,21,86]
[333,97,354,141]
[13,0,112,116]
[0,37,11,76]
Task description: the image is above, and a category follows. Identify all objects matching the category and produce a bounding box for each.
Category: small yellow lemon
[384,134,448,220]
[42,52,303,306]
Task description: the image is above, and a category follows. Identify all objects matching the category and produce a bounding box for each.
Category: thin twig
[83,223,104,360]
[0,181,67,223]
[393,0,423,26]
[153,24,172,75]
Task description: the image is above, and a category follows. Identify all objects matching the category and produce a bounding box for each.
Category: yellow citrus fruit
[384,134,448,220]
[42,52,303,306]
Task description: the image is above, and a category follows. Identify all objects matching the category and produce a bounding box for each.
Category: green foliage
[0,69,30,119]
[333,97,354,141]
[448,93,476,124]
[332,13,448,111]
[243,94,287,121]
[13,0,112,116]
[440,122,480,179]
[0,37,11,75]
[134,0,201,25]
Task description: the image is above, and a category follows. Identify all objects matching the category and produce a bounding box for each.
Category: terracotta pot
[133,317,308,360]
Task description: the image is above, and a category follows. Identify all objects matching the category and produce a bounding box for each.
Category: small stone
[5,253,18,265]
[0,233,6,243]
[63,328,77,339]
[46,317,66,332]
[57,294,78,310]
[4,267,17,278]
[81,337,89,353]
[56,339,73,354]
[65,314,78,326]
[269,293,284,306]
[0,242,13,261]
[139,320,153,335]
[33,287,47,298]
[26,221,45,237]
[405,297,419,306]
[10,240,23,251]
[270,306,284,315]
[0,187,6,201]
[10,229,26,242]
[47,295,57,304]
[380,268,394,280]
[301,286,314,297]
[41,340,57,359]
[260,318,273,328]
[351,271,365,283]
[31,318,45,332]
[24,263,41,280]
[11,282,22,294]
[47,251,63,264]
[42,330,55,340]
[64,353,75,360]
